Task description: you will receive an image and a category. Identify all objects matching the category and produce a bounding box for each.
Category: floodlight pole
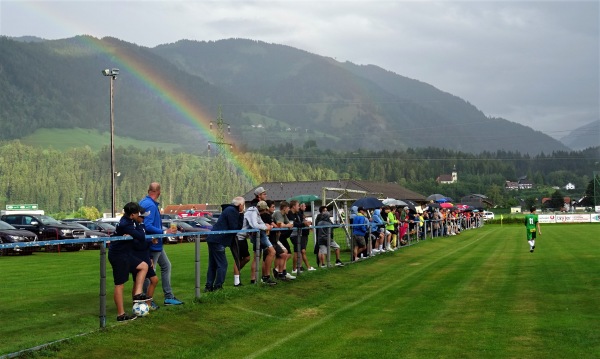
[100,68,119,329]
[102,68,119,218]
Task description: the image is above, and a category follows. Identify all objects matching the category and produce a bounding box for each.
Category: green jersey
[524,213,538,232]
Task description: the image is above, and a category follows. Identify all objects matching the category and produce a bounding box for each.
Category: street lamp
[102,68,119,217]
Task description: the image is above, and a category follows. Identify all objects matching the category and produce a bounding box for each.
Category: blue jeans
[143,249,174,299]
[206,242,227,289]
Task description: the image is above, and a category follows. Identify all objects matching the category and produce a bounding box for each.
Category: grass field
[19,128,183,152]
[0,224,598,358]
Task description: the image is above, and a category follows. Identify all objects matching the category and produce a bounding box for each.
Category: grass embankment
[19,128,183,152]
[0,224,598,358]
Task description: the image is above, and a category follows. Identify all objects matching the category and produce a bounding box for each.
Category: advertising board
[538,214,555,224]
[554,214,591,223]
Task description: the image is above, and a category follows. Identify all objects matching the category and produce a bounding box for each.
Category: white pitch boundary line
[232,305,291,320]
[245,232,490,359]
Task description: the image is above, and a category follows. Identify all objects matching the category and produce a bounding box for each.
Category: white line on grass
[245,232,489,359]
[232,305,291,320]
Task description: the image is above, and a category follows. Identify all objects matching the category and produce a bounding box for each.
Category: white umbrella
[382,198,408,207]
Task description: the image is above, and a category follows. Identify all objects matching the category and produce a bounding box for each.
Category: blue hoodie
[139,195,164,252]
[371,208,384,231]
[349,206,358,224]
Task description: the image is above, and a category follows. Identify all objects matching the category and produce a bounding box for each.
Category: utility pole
[208,106,233,204]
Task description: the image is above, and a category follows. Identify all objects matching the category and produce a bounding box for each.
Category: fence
[0,218,486,331]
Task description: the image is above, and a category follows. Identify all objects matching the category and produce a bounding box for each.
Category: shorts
[353,235,366,247]
[279,237,292,253]
[274,241,287,258]
[526,229,537,241]
[231,237,250,267]
[319,241,340,254]
[133,252,156,279]
[291,235,309,252]
[108,251,144,286]
[251,230,272,251]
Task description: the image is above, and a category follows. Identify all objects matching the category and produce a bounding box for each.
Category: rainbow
[8,1,258,185]
[86,36,259,185]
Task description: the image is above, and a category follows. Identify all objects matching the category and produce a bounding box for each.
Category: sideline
[232,305,292,321]
[244,232,490,359]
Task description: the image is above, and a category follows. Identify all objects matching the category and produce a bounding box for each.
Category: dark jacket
[208,204,243,246]
[110,216,148,254]
[316,212,335,245]
[288,210,309,237]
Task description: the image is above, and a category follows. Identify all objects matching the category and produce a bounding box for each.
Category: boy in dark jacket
[108,202,151,321]
[315,206,344,267]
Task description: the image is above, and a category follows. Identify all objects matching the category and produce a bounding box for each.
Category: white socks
[234,275,240,285]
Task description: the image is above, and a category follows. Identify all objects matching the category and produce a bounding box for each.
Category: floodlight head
[102,69,111,76]
[111,68,119,75]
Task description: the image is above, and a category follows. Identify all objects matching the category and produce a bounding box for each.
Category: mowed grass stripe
[240,232,492,359]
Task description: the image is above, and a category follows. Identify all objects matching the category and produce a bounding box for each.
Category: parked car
[483,211,495,221]
[178,217,213,230]
[64,222,110,249]
[162,219,208,242]
[75,220,116,236]
[0,220,38,256]
[160,214,180,220]
[177,210,212,218]
[1,214,84,251]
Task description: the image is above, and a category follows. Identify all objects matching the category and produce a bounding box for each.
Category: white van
[483,211,495,221]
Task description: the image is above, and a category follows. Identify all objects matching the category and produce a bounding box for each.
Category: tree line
[0,140,597,214]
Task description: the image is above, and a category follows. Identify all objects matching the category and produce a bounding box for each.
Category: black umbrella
[426,202,441,210]
[399,199,418,212]
[352,197,384,209]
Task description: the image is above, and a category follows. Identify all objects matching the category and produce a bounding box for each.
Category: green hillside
[20,128,184,152]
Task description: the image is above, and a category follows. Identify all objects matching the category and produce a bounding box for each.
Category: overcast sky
[1,0,598,140]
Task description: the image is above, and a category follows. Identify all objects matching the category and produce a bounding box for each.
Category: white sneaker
[285,273,296,280]
[291,269,298,274]
[308,267,317,271]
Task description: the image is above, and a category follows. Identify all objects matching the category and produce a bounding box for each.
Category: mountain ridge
[1,35,571,154]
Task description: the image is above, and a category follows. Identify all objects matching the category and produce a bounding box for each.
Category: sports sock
[531,240,535,248]
[234,275,240,285]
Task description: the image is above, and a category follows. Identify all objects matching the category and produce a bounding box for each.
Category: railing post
[99,241,107,329]
[195,234,201,299]
[326,226,331,267]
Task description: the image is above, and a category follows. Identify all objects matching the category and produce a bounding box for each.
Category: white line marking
[232,305,290,320]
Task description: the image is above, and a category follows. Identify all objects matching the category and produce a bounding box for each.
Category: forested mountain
[152,39,570,154]
[0,36,570,154]
[560,120,600,150]
[0,36,251,148]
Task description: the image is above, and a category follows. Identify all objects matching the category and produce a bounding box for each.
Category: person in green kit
[524,206,542,253]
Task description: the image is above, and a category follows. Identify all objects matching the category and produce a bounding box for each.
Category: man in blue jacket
[352,207,369,261]
[205,197,245,291]
[140,182,182,306]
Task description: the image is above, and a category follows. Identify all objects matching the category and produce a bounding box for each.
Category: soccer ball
[132,302,150,317]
